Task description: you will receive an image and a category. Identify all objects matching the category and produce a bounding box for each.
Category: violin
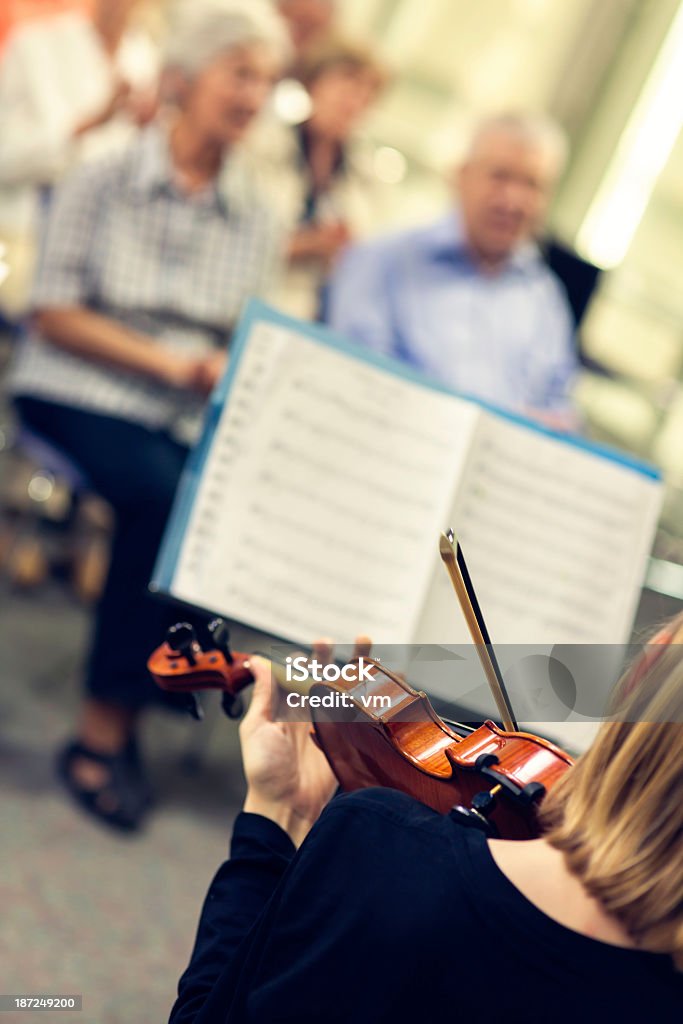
[148,532,574,840]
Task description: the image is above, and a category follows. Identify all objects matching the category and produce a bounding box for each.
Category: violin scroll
[149,620,255,719]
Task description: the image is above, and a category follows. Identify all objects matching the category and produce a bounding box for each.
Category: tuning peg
[172,692,204,721]
[221,691,244,720]
[208,618,233,663]
[167,622,200,665]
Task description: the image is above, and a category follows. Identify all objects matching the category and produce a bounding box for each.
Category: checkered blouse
[10,124,282,442]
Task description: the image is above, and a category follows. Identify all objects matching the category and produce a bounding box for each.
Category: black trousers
[16,396,190,710]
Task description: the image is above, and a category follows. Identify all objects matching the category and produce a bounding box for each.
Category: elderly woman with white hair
[9,0,290,832]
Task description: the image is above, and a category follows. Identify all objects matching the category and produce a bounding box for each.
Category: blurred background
[5,0,683,598]
[343,0,683,558]
[2,1,683,1022]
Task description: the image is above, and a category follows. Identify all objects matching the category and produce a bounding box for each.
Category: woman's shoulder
[325,785,437,817]
[318,786,476,846]
[52,126,175,210]
[54,130,149,195]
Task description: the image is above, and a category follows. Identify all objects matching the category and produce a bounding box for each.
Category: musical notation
[172,321,478,643]
[416,415,661,645]
[165,311,660,652]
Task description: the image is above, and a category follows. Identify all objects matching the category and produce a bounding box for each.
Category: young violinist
[169,622,683,1023]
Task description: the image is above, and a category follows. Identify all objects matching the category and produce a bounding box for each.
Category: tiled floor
[0,582,246,1024]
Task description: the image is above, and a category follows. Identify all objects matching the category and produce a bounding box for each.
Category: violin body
[147,627,574,839]
[309,660,573,840]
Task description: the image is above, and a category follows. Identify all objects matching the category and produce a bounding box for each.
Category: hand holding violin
[148,536,573,840]
[240,654,337,848]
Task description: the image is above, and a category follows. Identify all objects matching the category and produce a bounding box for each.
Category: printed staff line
[473,569,603,618]
[269,440,432,510]
[460,502,624,570]
[247,503,414,568]
[229,579,397,630]
[472,561,610,628]
[541,617,606,642]
[466,466,630,542]
[279,408,445,479]
[256,466,426,541]
[483,594,597,643]
[220,591,328,638]
[458,505,622,569]
[470,462,630,532]
[467,540,614,605]
[239,533,408,600]
[459,501,624,568]
[286,378,456,450]
[465,541,615,610]
[478,442,645,513]
[186,508,412,609]
[482,589,602,641]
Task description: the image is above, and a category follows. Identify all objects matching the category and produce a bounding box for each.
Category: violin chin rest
[448,804,498,838]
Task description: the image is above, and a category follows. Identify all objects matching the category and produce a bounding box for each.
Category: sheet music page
[411,412,661,752]
[415,410,662,647]
[167,312,480,644]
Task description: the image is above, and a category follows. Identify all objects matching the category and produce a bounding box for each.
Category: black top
[169,789,683,1024]
[296,122,346,224]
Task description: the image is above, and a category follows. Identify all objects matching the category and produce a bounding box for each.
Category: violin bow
[439,530,518,732]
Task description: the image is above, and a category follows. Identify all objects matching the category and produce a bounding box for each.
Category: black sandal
[56,740,152,833]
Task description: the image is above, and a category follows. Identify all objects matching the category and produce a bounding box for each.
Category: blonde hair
[540,613,683,968]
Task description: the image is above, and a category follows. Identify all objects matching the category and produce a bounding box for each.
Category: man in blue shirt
[326,114,577,427]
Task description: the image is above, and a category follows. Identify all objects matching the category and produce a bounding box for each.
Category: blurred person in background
[247,39,388,319]
[326,113,578,429]
[0,0,161,319]
[6,0,289,833]
[0,0,89,51]
[276,0,337,77]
